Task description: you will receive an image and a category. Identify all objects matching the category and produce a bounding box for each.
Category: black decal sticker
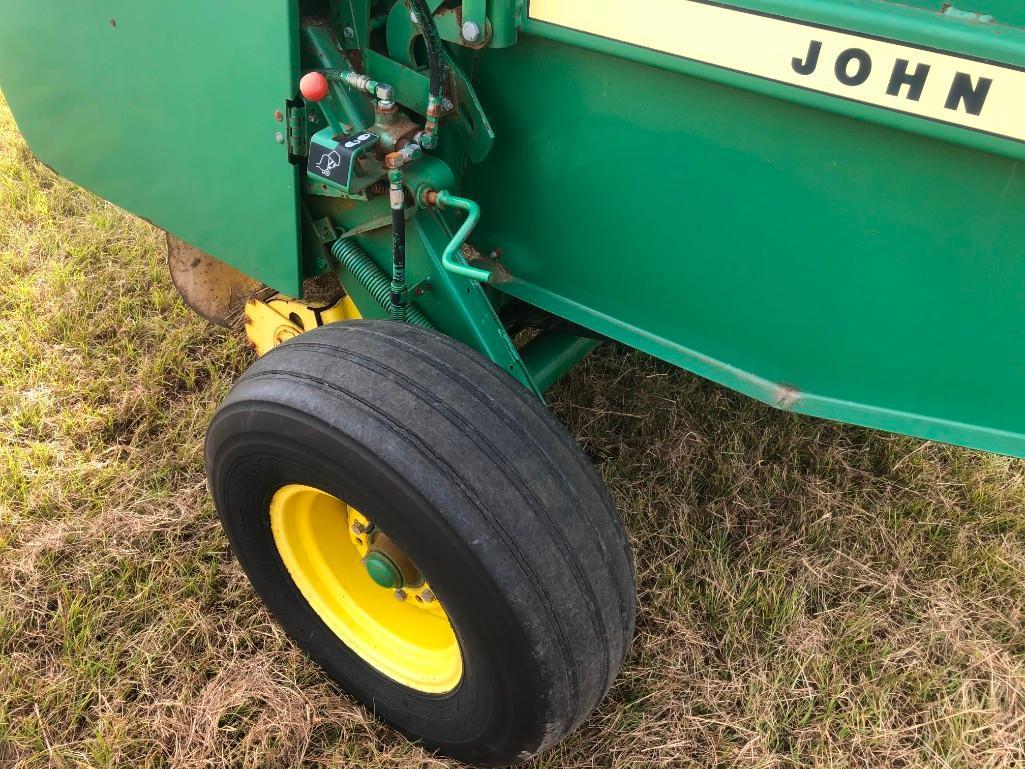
[307,131,379,184]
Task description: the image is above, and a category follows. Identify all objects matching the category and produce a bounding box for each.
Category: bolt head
[274,131,285,144]
[343,26,355,39]
[394,589,408,602]
[441,98,455,112]
[461,21,482,42]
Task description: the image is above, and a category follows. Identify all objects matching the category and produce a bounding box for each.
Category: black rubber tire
[205,320,635,766]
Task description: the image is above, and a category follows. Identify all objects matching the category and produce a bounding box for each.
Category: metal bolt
[461,21,482,43]
[420,589,436,603]
[351,521,366,535]
[274,131,285,144]
[394,589,407,602]
[410,10,419,23]
[343,26,355,39]
[441,98,455,112]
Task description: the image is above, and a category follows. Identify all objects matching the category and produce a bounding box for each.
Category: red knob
[300,72,330,102]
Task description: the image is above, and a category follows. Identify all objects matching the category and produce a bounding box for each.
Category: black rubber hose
[408,0,446,99]
[389,179,407,322]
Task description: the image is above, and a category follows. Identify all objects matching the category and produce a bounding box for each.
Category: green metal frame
[6,0,1025,455]
[466,1,1025,456]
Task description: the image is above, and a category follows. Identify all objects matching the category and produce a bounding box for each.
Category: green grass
[3,92,1025,768]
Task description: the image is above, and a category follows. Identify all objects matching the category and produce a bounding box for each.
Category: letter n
[944,72,993,115]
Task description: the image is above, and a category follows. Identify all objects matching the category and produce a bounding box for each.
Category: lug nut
[394,589,407,602]
[351,521,366,535]
[420,589,436,603]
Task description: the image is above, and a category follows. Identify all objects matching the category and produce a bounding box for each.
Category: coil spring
[331,238,435,329]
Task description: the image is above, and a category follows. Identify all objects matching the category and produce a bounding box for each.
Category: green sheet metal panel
[465,1,1025,457]
[0,2,302,295]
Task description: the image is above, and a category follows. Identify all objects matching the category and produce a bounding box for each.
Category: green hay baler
[3,0,1024,763]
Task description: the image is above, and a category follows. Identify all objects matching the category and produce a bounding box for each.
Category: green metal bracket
[302,24,374,133]
[386,0,518,49]
[381,9,496,162]
[488,0,520,48]
[307,127,383,196]
[520,331,601,392]
[463,0,488,30]
[312,216,339,244]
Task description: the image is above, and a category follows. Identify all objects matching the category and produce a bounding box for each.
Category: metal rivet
[274,109,284,122]
[461,21,482,42]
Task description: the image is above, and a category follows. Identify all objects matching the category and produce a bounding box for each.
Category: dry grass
[3,92,1025,768]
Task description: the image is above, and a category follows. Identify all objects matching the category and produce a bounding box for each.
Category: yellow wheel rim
[269,484,462,693]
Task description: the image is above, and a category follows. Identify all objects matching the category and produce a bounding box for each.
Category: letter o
[835,48,872,86]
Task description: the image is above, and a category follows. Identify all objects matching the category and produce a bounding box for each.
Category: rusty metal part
[166,233,267,328]
[373,108,420,153]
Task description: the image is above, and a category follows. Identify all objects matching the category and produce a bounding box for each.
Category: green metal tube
[519,331,601,392]
[434,190,491,283]
[331,237,435,329]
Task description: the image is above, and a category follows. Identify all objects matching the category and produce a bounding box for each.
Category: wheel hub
[363,551,402,588]
[269,484,461,693]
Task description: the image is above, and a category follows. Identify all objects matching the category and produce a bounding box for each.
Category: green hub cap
[363,551,402,589]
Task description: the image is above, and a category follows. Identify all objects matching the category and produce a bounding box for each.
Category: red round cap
[300,72,330,102]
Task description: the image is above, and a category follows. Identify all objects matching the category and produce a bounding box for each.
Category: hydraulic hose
[408,0,445,99]
[408,0,446,147]
[331,237,435,329]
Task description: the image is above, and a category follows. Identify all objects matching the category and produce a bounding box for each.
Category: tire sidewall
[207,401,548,763]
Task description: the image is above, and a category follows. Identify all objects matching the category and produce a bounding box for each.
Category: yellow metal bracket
[244,294,361,356]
